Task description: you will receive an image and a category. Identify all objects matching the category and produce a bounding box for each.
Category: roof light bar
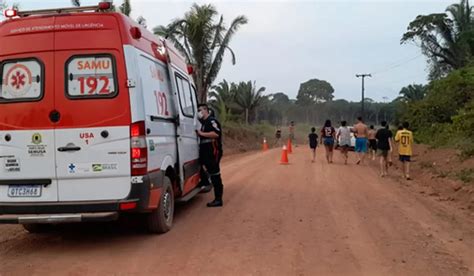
[14,2,112,18]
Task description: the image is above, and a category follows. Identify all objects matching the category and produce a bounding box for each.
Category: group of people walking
[308,117,414,180]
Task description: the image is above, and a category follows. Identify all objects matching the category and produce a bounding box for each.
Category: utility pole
[356,73,371,118]
[382,96,388,122]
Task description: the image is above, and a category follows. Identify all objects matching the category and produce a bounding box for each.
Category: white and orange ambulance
[0,2,203,234]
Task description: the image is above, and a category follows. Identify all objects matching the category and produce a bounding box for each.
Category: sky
[3,0,454,102]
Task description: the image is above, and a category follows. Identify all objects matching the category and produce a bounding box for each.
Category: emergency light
[3,9,18,18]
[9,1,112,18]
[98,2,112,10]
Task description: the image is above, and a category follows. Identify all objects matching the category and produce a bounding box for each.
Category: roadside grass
[456,169,474,184]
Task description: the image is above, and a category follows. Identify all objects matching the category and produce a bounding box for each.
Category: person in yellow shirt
[394,122,414,180]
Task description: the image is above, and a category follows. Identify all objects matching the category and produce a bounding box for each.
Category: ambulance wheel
[22,224,52,233]
[146,178,174,234]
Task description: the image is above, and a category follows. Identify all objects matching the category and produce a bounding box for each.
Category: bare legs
[404,162,411,180]
[324,145,333,163]
[341,147,348,165]
[379,155,388,177]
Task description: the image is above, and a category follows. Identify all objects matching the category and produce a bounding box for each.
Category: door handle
[57,146,81,152]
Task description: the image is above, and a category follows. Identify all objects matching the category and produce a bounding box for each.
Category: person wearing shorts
[353,116,369,164]
[375,121,393,177]
[308,127,318,162]
[320,119,335,164]
[368,125,377,161]
[336,121,352,165]
[395,122,414,180]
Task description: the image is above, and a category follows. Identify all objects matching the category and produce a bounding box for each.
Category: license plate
[8,185,42,198]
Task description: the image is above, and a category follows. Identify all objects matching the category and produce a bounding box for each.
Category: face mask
[198,111,204,120]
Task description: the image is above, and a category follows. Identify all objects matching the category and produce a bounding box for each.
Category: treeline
[209,79,396,127]
[395,0,474,157]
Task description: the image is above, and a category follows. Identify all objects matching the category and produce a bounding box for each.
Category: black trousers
[199,145,223,201]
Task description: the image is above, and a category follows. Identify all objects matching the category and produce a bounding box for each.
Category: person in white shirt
[336,121,352,165]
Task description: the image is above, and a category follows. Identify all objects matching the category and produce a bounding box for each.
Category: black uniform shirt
[200,116,222,153]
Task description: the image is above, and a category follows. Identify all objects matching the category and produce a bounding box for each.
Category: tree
[208,79,238,124]
[154,4,248,103]
[270,92,290,106]
[235,81,266,124]
[265,92,291,124]
[398,84,427,103]
[401,0,474,79]
[119,0,131,16]
[295,79,334,123]
[296,79,334,105]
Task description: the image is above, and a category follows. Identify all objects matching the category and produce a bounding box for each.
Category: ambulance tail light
[4,9,17,18]
[187,65,194,75]
[130,121,148,176]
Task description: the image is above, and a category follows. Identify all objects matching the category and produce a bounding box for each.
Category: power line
[370,72,427,86]
[371,54,423,75]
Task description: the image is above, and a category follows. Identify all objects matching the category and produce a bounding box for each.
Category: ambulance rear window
[0,59,43,102]
[66,55,117,98]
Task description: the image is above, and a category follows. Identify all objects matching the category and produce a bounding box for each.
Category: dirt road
[1,147,473,275]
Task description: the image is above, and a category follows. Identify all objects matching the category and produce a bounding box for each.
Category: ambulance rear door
[0,53,58,203]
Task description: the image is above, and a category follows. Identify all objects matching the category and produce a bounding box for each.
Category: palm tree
[235,81,266,124]
[446,0,473,34]
[398,84,427,103]
[401,0,474,79]
[208,80,238,124]
[154,4,248,103]
[119,0,131,16]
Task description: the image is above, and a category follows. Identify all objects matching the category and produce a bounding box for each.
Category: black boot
[207,199,223,207]
[198,169,213,193]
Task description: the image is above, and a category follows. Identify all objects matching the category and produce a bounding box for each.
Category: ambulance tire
[146,177,174,234]
[22,224,52,234]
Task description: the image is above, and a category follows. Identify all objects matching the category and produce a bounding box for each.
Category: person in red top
[320,119,336,164]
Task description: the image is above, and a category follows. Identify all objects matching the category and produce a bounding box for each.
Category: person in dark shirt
[196,104,224,207]
[275,127,282,147]
[308,127,318,163]
[320,119,336,164]
[375,121,393,177]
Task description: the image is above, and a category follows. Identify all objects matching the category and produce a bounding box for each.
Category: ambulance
[0,2,204,234]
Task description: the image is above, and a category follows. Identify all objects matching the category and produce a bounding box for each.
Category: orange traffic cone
[287,138,293,154]
[262,137,269,151]
[280,145,289,164]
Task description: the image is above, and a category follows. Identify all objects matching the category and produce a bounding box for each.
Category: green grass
[456,169,474,184]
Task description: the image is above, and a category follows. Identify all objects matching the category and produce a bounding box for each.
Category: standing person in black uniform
[196,104,224,207]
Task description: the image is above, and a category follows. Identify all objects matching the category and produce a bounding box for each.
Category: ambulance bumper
[0,199,139,214]
[0,212,119,224]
